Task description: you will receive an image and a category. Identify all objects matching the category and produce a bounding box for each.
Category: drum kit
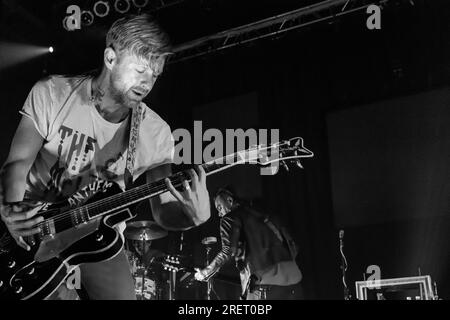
[124,220,219,300]
[124,220,169,300]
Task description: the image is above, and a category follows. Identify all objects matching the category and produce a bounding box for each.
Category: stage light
[132,0,149,8]
[115,0,131,14]
[48,47,54,53]
[0,42,54,70]
[93,1,110,17]
[81,10,94,26]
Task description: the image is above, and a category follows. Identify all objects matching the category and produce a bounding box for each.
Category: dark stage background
[0,0,449,299]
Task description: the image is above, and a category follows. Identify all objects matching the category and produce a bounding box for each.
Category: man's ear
[226,196,234,206]
[104,47,117,70]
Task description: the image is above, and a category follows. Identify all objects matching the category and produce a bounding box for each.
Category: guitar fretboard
[38,152,245,238]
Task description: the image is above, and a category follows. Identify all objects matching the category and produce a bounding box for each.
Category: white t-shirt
[20,75,174,210]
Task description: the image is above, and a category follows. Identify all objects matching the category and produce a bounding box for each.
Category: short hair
[214,187,235,200]
[214,186,245,204]
[106,14,172,74]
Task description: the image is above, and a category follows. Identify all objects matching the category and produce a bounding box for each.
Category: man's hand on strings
[165,165,211,226]
[0,200,44,251]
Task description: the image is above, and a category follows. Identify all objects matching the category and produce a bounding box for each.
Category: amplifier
[355,275,436,300]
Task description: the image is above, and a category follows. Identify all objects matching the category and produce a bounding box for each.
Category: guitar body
[0,181,135,300]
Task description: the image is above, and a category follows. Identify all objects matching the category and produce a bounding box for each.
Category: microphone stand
[206,246,212,300]
[339,230,351,300]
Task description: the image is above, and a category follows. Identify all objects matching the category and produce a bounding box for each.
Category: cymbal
[125,221,168,241]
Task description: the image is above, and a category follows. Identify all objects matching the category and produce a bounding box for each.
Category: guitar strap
[124,103,143,190]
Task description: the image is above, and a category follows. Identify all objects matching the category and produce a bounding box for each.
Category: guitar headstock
[161,255,185,272]
[240,137,314,171]
[263,137,313,169]
[201,136,314,176]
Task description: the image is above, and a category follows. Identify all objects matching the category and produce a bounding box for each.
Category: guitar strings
[34,146,275,232]
[78,161,220,214]
[33,161,228,231]
[51,159,231,224]
[34,148,273,231]
[41,164,218,228]
[19,144,289,240]
[32,182,173,234]
[34,171,188,229]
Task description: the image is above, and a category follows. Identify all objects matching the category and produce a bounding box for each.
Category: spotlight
[93,1,110,17]
[48,46,54,53]
[132,0,148,8]
[81,10,94,26]
[115,0,131,14]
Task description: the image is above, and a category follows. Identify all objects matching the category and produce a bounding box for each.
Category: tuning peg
[281,161,289,171]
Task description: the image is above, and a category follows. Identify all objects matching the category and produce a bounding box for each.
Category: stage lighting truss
[169,0,413,64]
[146,0,185,12]
[81,10,95,26]
[59,0,185,30]
[93,1,110,17]
[115,0,131,14]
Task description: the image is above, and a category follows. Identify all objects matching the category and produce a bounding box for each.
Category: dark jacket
[201,205,298,282]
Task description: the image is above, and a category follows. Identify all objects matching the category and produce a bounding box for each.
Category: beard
[110,74,140,109]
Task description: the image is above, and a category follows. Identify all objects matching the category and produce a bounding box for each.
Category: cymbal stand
[139,231,149,300]
[206,246,212,300]
[168,269,176,300]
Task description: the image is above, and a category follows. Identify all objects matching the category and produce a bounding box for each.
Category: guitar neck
[6,137,310,248]
[85,159,240,221]
[48,154,247,235]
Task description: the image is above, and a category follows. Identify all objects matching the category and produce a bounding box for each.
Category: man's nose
[138,78,152,89]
